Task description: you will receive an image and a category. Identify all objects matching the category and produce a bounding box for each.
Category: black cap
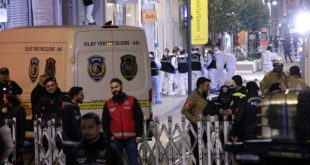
[246,81,259,91]
[43,77,57,85]
[0,67,9,75]
[232,75,243,86]
[289,65,301,77]
[219,85,231,98]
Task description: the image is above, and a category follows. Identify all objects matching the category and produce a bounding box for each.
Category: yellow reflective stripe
[21,99,150,112]
[78,101,105,110]
[233,92,246,99]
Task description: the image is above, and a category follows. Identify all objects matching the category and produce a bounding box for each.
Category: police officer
[191,48,203,90]
[76,113,122,165]
[176,50,188,95]
[204,85,245,121]
[149,51,162,104]
[232,75,247,95]
[31,74,47,119]
[160,48,170,94]
[62,87,84,164]
[230,81,262,141]
[260,58,289,94]
[0,67,23,102]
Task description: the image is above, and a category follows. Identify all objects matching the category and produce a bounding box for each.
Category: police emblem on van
[88,55,106,82]
[120,55,137,81]
[45,58,56,77]
[29,57,39,83]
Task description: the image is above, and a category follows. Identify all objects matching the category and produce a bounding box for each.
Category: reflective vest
[150,58,159,76]
[106,95,136,139]
[177,56,188,73]
[192,53,202,71]
[160,55,175,73]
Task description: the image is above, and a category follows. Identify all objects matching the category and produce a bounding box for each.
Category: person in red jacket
[102,78,143,165]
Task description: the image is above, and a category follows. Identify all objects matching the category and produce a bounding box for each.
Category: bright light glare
[272,1,278,6]
[295,12,310,34]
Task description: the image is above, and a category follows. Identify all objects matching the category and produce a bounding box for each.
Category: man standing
[161,49,177,95]
[230,81,262,141]
[34,77,64,120]
[191,48,203,91]
[177,50,188,95]
[83,0,96,25]
[0,67,23,102]
[181,77,210,165]
[76,113,122,165]
[149,51,162,104]
[102,78,143,165]
[62,87,84,164]
[283,36,293,63]
[214,47,226,89]
[262,46,278,73]
[260,58,289,94]
[225,52,237,79]
[31,75,47,118]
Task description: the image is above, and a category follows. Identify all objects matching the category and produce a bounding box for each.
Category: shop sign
[191,0,208,45]
[142,9,156,23]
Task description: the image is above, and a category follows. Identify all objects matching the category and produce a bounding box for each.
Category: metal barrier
[4,118,16,165]
[139,115,234,165]
[33,118,66,165]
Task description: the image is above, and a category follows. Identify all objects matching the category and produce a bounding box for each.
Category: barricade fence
[4,118,16,165]
[139,115,234,165]
[23,115,232,165]
[33,118,66,165]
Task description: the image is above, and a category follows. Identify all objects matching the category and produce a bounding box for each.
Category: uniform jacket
[31,84,46,116]
[102,93,143,140]
[230,91,262,140]
[0,80,23,102]
[34,88,64,119]
[76,133,122,165]
[62,99,82,142]
[181,90,208,124]
[260,70,289,94]
[287,76,308,90]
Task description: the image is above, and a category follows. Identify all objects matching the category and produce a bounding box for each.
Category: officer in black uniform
[149,51,162,104]
[230,81,262,141]
[0,67,23,102]
[177,50,188,95]
[204,85,245,121]
[75,113,122,165]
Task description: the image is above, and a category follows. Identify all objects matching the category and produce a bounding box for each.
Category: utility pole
[187,0,192,94]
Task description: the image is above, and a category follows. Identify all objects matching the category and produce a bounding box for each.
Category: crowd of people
[149,46,238,104]
[181,55,309,164]
[0,43,309,164]
[0,67,143,165]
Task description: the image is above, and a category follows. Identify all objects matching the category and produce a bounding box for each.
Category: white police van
[0,25,152,120]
